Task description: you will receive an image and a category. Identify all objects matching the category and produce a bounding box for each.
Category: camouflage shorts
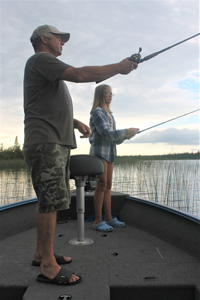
[23,143,71,214]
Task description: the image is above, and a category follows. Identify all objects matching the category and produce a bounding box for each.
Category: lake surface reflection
[0,160,199,218]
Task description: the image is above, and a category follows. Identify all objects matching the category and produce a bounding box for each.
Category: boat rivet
[58,295,72,300]
[144,277,157,281]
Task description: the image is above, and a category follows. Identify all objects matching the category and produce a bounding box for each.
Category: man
[23,24,138,285]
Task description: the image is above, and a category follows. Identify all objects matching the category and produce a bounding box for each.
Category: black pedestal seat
[70,154,104,177]
[69,155,104,245]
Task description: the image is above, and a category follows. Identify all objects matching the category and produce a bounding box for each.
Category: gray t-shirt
[23,52,76,148]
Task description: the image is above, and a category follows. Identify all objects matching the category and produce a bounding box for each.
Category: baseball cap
[30,25,70,43]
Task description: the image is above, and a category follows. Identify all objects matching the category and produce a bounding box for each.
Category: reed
[112,160,200,217]
[0,159,199,217]
[0,168,35,206]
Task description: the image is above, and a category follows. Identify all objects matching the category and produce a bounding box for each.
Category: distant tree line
[0,137,199,161]
[116,151,200,163]
[0,137,24,160]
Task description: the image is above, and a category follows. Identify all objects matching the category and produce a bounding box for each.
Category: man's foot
[32,253,72,266]
[37,267,82,285]
[40,260,80,283]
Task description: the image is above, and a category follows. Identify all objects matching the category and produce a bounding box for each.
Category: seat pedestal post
[69,176,94,246]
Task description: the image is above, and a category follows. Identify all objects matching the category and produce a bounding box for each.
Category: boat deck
[0,192,199,300]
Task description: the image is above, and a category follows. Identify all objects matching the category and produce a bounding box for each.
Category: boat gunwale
[1,195,199,224]
[0,198,38,211]
[125,195,200,224]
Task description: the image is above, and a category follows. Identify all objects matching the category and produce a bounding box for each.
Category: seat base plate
[69,237,94,246]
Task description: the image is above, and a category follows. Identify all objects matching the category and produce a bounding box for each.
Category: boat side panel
[0,202,37,241]
[119,197,200,260]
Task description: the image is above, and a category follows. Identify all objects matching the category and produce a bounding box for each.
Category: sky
[0,0,199,156]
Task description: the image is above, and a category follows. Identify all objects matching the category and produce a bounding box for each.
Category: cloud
[0,0,199,153]
[126,128,199,145]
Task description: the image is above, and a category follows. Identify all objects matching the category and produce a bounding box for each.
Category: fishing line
[139,109,199,133]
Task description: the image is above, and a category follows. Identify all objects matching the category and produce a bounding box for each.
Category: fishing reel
[129,47,143,63]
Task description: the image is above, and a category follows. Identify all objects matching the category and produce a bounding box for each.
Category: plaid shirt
[89,107,127,162]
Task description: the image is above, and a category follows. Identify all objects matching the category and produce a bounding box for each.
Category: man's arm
[74,119,91,138]
[59,58,137,83]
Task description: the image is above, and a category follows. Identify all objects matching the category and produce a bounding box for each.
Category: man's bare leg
[35,205,78,282]
[34,204,71,263]
[34,204,43,262]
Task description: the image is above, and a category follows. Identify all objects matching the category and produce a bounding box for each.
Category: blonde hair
[90,84,113,114]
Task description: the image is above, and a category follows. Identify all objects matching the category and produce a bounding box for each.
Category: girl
[89,84,139,232]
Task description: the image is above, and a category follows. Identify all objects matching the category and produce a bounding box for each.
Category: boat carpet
[0,220,199,300]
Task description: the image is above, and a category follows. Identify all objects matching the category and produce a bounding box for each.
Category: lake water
[0,160,199,218]
[112,160,199,217]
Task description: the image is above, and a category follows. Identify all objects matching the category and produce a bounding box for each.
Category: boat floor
[0,219,199,300]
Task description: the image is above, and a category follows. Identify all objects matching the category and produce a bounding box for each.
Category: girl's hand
[126,128,139,139]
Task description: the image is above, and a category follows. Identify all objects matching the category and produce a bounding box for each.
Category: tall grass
[0,159,199,218]
[112,160,199,217]
[0,168,35,205]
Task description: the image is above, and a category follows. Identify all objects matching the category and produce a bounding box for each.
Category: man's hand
[74,119,91,138]
[118,58,138,75]
[79,123,91,138]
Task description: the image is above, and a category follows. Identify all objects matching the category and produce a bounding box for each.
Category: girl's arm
[92,109,127,141]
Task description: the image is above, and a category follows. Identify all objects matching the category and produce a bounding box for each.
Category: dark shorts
[95,155,105,162]
[23,143,71,214]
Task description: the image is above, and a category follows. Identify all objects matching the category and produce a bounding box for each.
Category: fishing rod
[79,109,199,139]
[96,33,200,84]
[138,109,200,134]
